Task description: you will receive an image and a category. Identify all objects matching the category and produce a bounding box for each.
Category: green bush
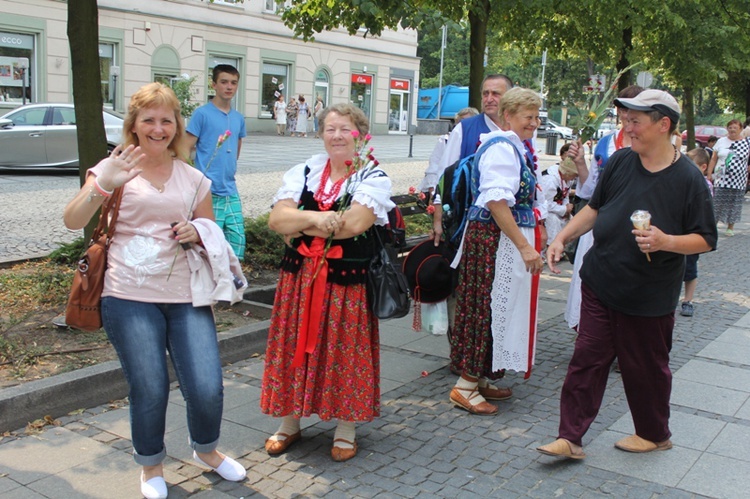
[244,213,286,269]
[405,215,433,237]
[49,238,86,266]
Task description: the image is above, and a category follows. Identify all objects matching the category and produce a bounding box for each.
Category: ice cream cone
[630,210,652,262]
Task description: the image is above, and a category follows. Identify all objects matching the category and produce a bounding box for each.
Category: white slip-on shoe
[193,451,246,482]
[140,472,168,499]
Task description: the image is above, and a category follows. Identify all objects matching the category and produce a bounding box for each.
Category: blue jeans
[102,297,224,466]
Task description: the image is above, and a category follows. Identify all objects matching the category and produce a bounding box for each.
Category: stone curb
[0,312,271,433]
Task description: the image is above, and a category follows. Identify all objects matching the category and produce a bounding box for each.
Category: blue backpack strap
[448,135,515,243]
[469,135,525,200]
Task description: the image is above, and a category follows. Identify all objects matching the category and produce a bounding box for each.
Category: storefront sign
[390,79,409,91]
[351,73,372,85]
[0,32,34,50]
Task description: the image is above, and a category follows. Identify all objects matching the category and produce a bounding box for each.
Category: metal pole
[21,69,27,105]
[408,127,414,158]
[540,49,547,108]
[112,75,117,112]
[110,66,121,113]
[436,25,446,120]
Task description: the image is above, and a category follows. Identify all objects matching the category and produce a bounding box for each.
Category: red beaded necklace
[614,128,625,150]
[313,160,349,211]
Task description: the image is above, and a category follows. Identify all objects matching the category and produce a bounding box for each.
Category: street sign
[636,71,654,88]
[588,74,606,92]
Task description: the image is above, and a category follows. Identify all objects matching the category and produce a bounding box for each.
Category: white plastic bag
[421,300,449,335]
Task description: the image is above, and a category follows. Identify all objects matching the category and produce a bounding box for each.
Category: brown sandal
[331,438,358,462]
[478,384,513,401]
[449,387,498,415]
[265,431,301,455]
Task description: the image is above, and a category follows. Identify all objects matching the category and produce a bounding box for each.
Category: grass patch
[0,260,74,330]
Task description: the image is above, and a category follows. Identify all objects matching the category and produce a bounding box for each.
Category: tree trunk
[744,77,750,119]
[683,86,695,150]
[467,0,490,111]
[616,27,633,92]
[68,0,108,239]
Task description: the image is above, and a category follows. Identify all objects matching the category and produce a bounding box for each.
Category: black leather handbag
[367,227,411,320]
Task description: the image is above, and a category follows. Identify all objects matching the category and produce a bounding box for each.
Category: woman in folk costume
[261,103,394,461]
[540,143,578,247]
[448,87,547,415]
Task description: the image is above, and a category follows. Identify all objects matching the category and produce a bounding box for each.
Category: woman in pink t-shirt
[64,83,244,499]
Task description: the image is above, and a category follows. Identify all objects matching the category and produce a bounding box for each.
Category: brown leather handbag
[65,187,123,331]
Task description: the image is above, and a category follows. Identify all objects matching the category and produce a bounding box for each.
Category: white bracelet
[94,177,114,197]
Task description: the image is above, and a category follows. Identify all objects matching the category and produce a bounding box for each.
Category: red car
[681,125,727,148]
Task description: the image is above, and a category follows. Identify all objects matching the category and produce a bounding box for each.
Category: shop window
[314,68,330,109]
[154,74,178,86]
[261,62,289,118]
[264,0,291,13]
[0,31,35,103]
[99,43,117,108]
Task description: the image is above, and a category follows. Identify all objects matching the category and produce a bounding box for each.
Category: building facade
[0,0,420,134]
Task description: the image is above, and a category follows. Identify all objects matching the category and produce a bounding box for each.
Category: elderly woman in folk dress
[261,103,394,461]
[448,87,546,415]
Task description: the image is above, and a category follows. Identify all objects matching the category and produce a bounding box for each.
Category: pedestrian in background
[295,95,310,137]
[286,96,299,136]
[185,64,248,260]
[539,143,577,251]
[707,119,750,236]
[313,95,324,138]
[274,94,287,135]
[680,147,714,317]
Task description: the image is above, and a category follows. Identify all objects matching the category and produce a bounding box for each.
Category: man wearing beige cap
[537,89,717,459]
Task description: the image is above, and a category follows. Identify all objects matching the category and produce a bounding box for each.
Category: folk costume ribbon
[525,208,543,379]
[293,237,343,367]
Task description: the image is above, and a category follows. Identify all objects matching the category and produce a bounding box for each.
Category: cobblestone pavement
[0,133,561,264]
[1,203,749,497]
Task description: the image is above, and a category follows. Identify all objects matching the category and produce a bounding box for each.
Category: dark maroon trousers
[558,284,674,446]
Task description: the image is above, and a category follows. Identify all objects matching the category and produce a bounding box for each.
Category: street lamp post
[110,65,120,112]
[18,58,29,105]
[436,25,447,121]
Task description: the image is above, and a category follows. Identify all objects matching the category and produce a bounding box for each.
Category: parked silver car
[0,103,123,169]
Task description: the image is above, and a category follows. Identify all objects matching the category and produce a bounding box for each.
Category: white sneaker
[193,451,246,482]
[140,472,168,499]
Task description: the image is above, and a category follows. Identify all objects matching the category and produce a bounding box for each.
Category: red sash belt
[526,209,542,379]
[293,237,343,367]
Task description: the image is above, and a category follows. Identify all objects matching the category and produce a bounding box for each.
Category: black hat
[402,240,453,304]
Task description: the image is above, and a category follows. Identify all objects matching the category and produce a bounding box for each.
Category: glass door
[350,73,372,122]
[388,91,409,133]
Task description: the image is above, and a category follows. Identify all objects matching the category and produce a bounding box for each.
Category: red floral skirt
[260,258,380,421]
[450,221,504,379]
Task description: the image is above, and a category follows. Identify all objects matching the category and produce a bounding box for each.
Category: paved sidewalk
[1,206,750,496]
